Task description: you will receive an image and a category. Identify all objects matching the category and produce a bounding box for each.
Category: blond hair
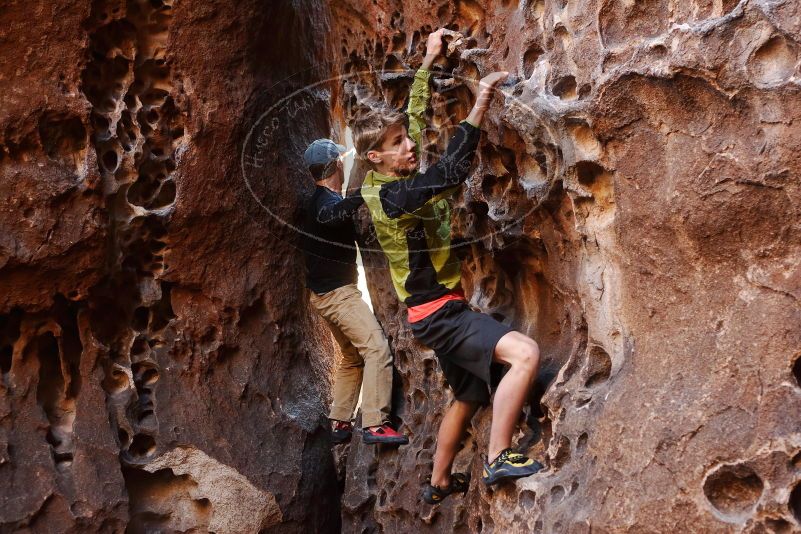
[351,103,406,162]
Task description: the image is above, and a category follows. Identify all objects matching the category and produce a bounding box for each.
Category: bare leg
[430,400,479,488]
[488,331,540,461]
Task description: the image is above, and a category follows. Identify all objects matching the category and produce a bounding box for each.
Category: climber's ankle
[430,472,451,490]
[488,447,505,463]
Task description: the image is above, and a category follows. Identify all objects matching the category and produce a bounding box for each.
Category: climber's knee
[451,399,479,419]
[494,331,540,376]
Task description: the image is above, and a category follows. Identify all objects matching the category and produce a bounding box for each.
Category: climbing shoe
[482,448,543,485]
[422,472,471,505]
[362,424,409,445]
[330,420,353,444]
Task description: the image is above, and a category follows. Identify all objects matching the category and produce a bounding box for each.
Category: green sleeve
[406,68,432,157]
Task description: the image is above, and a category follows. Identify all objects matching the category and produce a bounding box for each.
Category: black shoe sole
[362,435,409,445]
[482,462,544,486]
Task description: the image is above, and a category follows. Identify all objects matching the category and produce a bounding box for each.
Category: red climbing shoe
[362,424,409,445]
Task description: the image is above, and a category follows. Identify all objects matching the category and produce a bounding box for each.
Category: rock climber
[352,28,544,504]
[301,137,409,446]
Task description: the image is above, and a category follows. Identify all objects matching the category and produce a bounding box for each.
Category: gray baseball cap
[303,139,347,168]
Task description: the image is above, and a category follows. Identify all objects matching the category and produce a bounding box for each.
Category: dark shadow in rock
[791,481,801,523]
[584,345,612,387]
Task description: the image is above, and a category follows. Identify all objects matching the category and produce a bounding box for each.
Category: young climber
[352,29,543,502]
[301,138,408,446]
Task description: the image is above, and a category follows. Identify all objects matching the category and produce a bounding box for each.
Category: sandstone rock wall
[1,1,341,532]
[2,0,800,532]
[329,0,801,532]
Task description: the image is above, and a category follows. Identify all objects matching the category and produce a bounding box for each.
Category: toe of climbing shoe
[482,448,544,486]
[362,424,409,445]
[330,420,353,444]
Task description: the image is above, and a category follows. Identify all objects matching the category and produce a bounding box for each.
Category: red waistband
[407,290,466,323]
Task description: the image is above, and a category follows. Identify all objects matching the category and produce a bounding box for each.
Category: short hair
[309,159,338,180]
[351,102,406,162]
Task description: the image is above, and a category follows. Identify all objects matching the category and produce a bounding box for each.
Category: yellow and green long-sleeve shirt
[360,68,481,307]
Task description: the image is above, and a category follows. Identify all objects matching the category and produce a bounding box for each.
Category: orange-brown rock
[2,1,339,532]
[1,0,800,532]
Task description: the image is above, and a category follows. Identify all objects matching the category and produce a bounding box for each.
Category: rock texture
[2,0,800,533]
[1,0,340,532]
[329,0,801,532]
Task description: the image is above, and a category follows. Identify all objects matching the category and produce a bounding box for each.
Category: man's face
[370,123,418,176]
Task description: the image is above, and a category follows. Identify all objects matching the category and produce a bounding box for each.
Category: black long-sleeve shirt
[378,122,480,218]
[302,186,365,294]
[360,121,481,306]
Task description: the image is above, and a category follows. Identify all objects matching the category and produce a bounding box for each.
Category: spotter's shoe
[331,420,353,444]
[482,448,543,485]
[362,424,409,445]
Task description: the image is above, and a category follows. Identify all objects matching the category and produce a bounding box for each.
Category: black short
[409,300,513,405]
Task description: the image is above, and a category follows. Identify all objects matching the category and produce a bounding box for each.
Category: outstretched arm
[380,71,509,218]
[407,29,446,155]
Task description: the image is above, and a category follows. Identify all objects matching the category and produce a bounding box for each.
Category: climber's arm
[379,71,510,218]
[379,121,480,218]
[407,29,445,156]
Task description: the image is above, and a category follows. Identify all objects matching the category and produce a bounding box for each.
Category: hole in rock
[38,113,87,160]
[128,434,156,458]
[523,44,543,79]
[599,0,669,48]
[0,345,11,374]
[551,435,571,468]
[750,36,797,86]
[118,428,130,447]
[148,180,176,209]
[133,361,159,386]
[138,409,155,423]
[518,489,537,509]
[131,336,149,356]
[92,113,110,131]
[576,432,589,453]
[103,366,130,394]
[102,150,119,172]
[551,485,565,503]
[766,518,792,533]
[584,345,612,387]
[791,482,801,523]
[133,307,150,331]
[792,353,801,388]
[703,464,763,517]
[124,467,211,532]
[552,75,577,100]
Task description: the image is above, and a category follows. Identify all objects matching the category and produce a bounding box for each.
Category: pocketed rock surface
[1,1,339,532]
[1,0,800,533]
[330,0,801,532]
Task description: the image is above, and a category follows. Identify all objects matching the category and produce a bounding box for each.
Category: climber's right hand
[424,28,447,59]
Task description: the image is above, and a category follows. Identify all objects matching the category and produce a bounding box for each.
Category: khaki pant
[309,283,393,428]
